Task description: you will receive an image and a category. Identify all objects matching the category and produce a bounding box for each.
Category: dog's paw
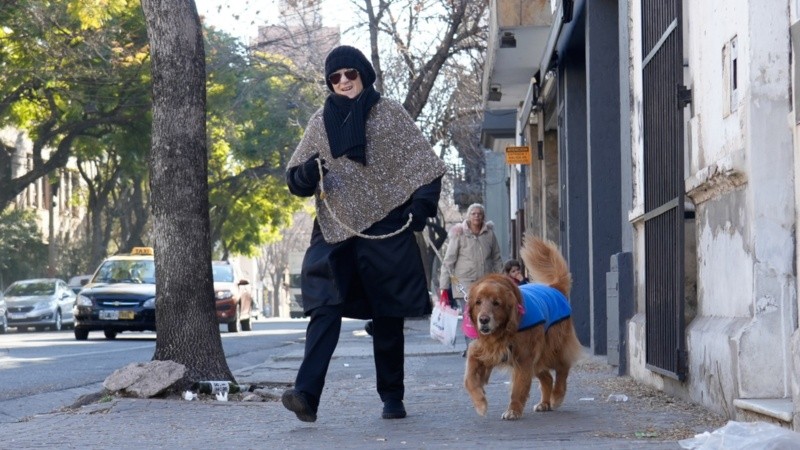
[501,409,523,420]
[474,400,488,416]
[533,402,552,412]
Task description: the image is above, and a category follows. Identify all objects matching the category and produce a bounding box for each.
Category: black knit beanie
[324,45,376,92]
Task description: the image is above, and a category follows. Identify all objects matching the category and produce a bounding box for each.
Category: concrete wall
[789,0,800,430]
[496,0,553,28]
[485,148,511,261]
[628,0,798,420]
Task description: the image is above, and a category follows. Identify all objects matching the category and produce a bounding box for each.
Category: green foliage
[52,231,94,279]
[0,209,47,288]
[204,28,319,257]
[0,0,150,132]
[0,0,153,242]
[1,2,318,264]
[66,0,132,30]
[1,0,153,262]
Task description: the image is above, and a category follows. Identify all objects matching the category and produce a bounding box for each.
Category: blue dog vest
[518,283,572,331]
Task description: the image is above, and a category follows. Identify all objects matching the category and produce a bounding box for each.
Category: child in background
[503,259,529,286]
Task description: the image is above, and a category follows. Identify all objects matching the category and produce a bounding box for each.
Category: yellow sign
[505,146,532,165]
[131,247,154,256]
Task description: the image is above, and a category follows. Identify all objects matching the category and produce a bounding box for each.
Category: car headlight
[215,290,233,300]
[76,295,93,307]
[143,297,156,308]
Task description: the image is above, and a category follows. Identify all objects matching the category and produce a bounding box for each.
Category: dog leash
[422,228,468,301]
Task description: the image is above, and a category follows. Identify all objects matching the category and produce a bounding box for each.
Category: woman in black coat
[281,45,447,423]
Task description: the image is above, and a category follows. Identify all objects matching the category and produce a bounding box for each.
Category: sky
[193,0,358,45]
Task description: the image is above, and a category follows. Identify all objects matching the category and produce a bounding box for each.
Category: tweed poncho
[287,97,447,243]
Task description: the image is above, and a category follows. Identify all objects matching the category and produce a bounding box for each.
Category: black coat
[287,168,441,319]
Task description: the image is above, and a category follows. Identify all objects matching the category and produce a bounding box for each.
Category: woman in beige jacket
[438,203,503,354]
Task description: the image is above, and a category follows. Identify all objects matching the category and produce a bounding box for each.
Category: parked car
[73,247,156,340]
[212,260,254,332]
[0,293,7,334]
[287,252,304,318]
[67,274,93,294]
[3,278,76,331]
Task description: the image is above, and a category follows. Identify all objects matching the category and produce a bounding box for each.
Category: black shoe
[462,349,467,358]
[382,399,407,419]
[364,320,373,336]
[282,389,317,423]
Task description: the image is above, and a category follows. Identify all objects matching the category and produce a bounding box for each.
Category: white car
[67,274,93,294]
[0,294,7,334]
[4,278,76,332]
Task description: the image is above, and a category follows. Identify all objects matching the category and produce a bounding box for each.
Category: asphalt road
[0,317,347,423]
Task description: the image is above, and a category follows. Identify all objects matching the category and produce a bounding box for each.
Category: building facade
[1,127,88,284]
[480,0,800,429]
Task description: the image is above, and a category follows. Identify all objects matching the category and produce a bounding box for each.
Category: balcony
[482,0,554,112]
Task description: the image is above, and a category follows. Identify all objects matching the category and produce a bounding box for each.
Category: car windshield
[212,265,234,283]
[5,281,55,296]
[93,260,156,284]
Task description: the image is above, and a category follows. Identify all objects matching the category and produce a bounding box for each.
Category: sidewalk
[1,318,725,449]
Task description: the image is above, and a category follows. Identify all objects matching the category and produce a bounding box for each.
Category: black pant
[294,304,405,409]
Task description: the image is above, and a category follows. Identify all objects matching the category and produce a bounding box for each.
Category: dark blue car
[73,248,156,340]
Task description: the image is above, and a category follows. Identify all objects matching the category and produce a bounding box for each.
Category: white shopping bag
[429,301,459,347]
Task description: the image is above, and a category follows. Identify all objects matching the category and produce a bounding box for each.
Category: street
[0,317,348,423]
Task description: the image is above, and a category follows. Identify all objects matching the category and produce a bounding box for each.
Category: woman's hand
[439,289,451,306]
[299,153,328,185]
[287,153,329,196]
[403,201,429,232]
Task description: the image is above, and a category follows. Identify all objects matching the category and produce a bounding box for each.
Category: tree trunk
[140,0,233,390]
[119,175,149,251]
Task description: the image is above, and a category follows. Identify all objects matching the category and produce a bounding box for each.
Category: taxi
[73,247,156,340]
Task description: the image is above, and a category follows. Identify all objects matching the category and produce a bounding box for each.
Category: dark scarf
[322,85,381,166]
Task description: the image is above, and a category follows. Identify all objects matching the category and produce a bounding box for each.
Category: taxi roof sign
[131,247,154,256]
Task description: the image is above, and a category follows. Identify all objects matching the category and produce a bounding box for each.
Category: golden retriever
[464,236,583,420]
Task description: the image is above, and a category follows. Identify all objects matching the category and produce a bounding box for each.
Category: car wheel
[74,328,89,340]
[241,318,251,332]
[53,310,63,331]
[104,330,118,340]
[0,316,6,334]
[227,305,241,333]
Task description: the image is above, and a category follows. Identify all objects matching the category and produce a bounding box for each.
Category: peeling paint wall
[687,1,748,170]
[696,190,752,318]
[628,0,798,420]
[690,0,797,410]
[792,0,800,432]
[687,0,796,410]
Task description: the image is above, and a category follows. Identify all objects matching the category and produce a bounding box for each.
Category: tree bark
[140,0,233,389]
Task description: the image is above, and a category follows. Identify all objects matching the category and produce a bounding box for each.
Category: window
[212,264,235,283]
[95,259,156,284]
[722,36,738,117]
[5,281,56,296]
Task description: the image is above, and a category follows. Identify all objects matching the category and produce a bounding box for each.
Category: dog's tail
[519,235,572,296]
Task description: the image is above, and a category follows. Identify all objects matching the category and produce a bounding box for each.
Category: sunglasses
[328,69,359,85]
